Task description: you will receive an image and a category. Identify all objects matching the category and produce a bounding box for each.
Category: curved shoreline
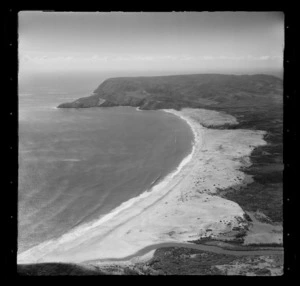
[18,108,268,264]
[17,108,197,264]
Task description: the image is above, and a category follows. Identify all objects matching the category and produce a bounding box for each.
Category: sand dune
[18,108,267,264]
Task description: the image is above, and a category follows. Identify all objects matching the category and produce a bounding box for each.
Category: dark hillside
[58,74,282,111]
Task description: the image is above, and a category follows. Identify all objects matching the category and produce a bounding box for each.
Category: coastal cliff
[57,74,283,110]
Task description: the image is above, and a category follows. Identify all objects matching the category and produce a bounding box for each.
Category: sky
[19,12,284,76]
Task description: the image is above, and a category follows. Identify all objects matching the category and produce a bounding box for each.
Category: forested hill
[57,74,283,110]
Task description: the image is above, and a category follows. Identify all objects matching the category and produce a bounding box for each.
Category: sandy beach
[18,108,268,264]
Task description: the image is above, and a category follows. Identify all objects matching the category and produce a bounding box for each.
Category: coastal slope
[57,74,282,110]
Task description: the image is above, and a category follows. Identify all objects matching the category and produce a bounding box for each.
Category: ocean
[18,72,194,254]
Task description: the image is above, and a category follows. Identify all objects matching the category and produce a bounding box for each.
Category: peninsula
[57,74,282,111]
[18,74,283,275]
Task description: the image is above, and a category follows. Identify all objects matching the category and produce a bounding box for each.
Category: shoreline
[18,106,194,254]
[17,107,197,264]
[18,108,268,265]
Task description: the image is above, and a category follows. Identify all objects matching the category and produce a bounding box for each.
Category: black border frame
[4,5,297,281]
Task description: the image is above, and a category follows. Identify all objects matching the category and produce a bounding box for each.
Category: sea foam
[18,108,196,263]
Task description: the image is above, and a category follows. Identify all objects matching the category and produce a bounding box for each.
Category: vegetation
[126,247,282,276]
[216,104,283,222]
[58,74,282,111]
[17,263,105,276]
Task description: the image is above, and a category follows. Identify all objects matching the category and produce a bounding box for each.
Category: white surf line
[18,108,267,264]
[17,111,198,264]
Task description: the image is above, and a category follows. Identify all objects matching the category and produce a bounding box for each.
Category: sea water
[18,72,194,253]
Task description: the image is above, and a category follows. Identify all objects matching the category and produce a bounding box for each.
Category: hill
[57,73,282,110]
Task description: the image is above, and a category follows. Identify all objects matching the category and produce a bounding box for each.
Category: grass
[142,247,236,275]
[17,263,105,276]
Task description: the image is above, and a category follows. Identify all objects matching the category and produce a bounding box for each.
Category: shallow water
[18,73,194,253]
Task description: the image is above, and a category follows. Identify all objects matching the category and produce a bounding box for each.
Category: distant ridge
[57,73,282,110]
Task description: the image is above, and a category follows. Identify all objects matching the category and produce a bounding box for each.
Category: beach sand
[18,108,267,264]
